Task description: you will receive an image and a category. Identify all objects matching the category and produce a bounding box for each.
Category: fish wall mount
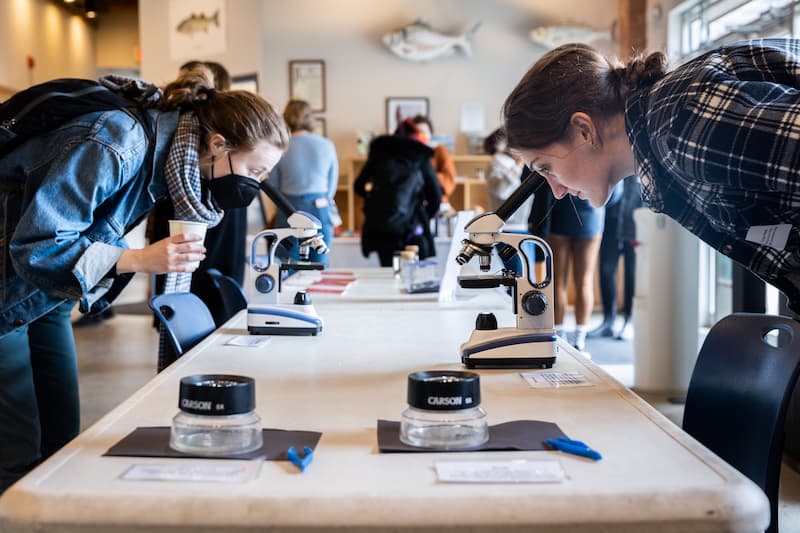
[382,19,482,62]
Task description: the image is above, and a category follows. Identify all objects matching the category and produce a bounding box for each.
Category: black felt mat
[104,426,321,460]
[377,419,567,453]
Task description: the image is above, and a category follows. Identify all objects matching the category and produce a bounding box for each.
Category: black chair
[683,313,800,533]
[205,268,248,325]
[149,292,216,358]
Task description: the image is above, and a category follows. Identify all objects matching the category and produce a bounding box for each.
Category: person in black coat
[355,119,442,266]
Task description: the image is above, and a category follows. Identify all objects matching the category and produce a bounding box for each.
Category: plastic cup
[168,220,208,269]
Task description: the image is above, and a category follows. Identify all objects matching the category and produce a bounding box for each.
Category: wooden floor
[70,278,800,531]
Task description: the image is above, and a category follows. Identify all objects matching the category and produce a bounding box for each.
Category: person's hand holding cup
[168,219,208,271]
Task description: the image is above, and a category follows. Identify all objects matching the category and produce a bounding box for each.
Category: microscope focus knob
[255,274,275,294]
[294,291,312,305]
[475,312,498,331]
[522,291,548,316]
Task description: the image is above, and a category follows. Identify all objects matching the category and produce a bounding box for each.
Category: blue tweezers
[545,436,602,461]
[287,446,314,472]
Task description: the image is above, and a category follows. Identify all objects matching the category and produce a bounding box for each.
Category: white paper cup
[168,220,208,269]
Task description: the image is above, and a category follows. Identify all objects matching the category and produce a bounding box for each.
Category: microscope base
[460,328,557,369]
[247,304,323,336]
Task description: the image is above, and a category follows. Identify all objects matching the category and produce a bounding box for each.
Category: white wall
[96,3,140,70]
[139,0,617,159]
[0,0,95,93]
[139,0,265,89]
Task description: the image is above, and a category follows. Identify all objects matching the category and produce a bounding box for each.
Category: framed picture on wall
[168,0,227,61]
[231,73,258,94]
[289,60,326,112]
[385,97,429,134]
[312,117,327,137]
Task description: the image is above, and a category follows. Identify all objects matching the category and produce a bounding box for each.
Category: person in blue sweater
[269,100,339,266]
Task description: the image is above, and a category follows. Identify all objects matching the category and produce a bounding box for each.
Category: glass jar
[170,374,263,456]
[400,370,489,450]
[404,245,420,262]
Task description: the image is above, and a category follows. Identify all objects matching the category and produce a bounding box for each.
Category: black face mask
[205,153,261,209]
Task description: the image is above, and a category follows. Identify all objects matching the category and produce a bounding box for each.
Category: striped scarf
[158,112,223,371]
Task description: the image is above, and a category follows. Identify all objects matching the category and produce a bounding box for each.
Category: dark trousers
[377,247,395,267]
[597,204,636,320]
[0,300,79,493]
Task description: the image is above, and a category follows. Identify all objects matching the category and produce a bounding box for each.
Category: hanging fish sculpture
[528,24,612,49]
[383,19,482,62]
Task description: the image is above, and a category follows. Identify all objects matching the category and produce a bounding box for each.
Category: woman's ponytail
[159,66,216,111]
[608,51,668,102]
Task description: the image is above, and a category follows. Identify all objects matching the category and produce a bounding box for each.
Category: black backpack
[364,158,424,236]
[0,78,154,158]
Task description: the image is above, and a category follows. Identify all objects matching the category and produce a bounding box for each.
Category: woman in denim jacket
[0,67,289,492]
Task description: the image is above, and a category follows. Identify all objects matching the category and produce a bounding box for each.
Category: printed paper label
[745,224,792,251]
[435,459,566,483]
[225,335,271,347]
[520,371,593,388]
[121,460,262,483]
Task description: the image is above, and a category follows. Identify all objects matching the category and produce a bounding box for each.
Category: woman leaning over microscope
[502,38,800,315]
[0,67,290,492]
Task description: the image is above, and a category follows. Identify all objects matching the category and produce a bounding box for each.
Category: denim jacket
[0,108,179,338]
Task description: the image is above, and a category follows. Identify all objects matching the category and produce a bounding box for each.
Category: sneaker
[615,320,634,341]
[572,329,587,352]
[587,318,615,338]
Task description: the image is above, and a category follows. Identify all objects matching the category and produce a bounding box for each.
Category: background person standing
[269,99,339,267]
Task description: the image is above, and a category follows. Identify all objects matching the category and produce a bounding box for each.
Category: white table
[0,274,769,532]
[246,267,510,309]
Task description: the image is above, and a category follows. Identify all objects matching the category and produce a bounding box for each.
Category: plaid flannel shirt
[625,38,800,312]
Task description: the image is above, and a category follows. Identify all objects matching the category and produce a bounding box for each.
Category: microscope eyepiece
[457,239,490,266]
[298,234,329,260]
[308,235,329,254]
[455,251,471,266]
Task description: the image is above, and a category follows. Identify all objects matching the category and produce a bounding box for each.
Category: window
[671,0,798,62]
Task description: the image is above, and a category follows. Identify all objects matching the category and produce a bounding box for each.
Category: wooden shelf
[339,155,492,232]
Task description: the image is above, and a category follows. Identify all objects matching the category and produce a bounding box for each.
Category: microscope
[246,181,329,336]
[455,175,557,368]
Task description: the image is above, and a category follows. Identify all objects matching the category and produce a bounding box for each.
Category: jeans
[0,300,79,493]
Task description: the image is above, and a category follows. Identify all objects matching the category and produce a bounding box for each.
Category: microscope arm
[260,180,299,218]
[260,179,324,233]
[461,172,545,237]
[458,171,547,267]
[495,171,545,223]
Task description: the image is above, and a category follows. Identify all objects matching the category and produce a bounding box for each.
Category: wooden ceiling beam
[618,0,648,58]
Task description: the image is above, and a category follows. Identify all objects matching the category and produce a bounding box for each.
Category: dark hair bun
[611,51,668,99]
[159,67,216,111]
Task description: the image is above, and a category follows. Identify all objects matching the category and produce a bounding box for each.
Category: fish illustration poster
[169,0,227,61]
